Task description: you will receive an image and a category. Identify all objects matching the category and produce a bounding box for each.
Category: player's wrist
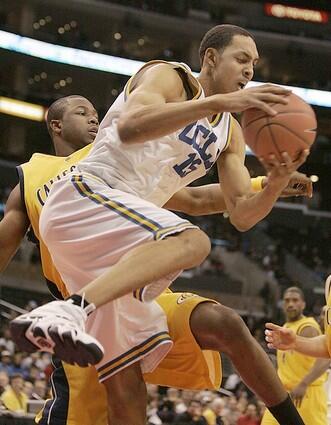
[266,174,291,193]
[299,380,309,387]
[251,176,265,192]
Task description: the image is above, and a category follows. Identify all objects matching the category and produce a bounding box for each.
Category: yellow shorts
[145,290,222,390]
[35,358,108,425]
[36,292,221,425]
[261,384,327,425]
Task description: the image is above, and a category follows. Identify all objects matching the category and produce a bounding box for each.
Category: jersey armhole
[16,165,27,214]
[124,60,202,101]
[297,322,320,336]
[46,278,64,300]
[223,114,234,151]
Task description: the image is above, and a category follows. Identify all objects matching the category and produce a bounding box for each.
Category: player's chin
[87,132,97,142]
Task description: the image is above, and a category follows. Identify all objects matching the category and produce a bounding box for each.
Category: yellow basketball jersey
[18,144,92,297]
[277,316,326,389]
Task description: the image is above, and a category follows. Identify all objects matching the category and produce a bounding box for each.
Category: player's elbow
[229,214,253,232]
[117,117,134,144]
[231,219,251,232]
[117,115,141,144]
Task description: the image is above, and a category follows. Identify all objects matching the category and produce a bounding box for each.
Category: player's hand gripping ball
[241,91,317,162]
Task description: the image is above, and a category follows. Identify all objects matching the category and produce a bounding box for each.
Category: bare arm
[265,322,330,358]
[300,358,330,386]
[289,326,329,406]
[0,184,30,272]
[164,172,312,216]
[117,63,291,144]
[217,119,309,231]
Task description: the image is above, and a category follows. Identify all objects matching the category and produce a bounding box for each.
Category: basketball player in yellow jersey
[262,286,329,425]
[266,276,331,367]
[1,95,312,425]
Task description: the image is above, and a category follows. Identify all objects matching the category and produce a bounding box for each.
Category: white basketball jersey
[78,61,233,207]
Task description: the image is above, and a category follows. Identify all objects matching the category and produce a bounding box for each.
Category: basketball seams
[268,123,314,146]
[241,93,316,160]
[266,118,283,158]
[242,110,315,130]
[252,123,281,159]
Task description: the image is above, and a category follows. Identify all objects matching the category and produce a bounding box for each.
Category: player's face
[214,35,259,94]
[61,97,99,148]
[283,291,305,321]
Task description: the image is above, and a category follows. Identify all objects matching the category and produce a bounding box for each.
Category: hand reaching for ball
[260,150,310,193]
[259,151,311,194]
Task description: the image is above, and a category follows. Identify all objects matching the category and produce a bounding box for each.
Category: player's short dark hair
[199,24,255,65]
[283,286,305,300]
[46,95,84,137]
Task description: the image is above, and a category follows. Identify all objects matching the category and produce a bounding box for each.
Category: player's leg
[190,302,285,405]
[103,362,147,425]
[83,227,211,306]
[190,302,305,425]
[11,176,208,363]
[36,358,108,425]
[41,176,211,305]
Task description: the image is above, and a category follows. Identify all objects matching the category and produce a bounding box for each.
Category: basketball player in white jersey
[12,25,308,425]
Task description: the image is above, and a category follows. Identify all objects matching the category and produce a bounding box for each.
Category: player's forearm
[294,335,329,359]
[0,251,15,272]
[0,239,21,272]
[172,184,227,216]
[228,182,284,231]
[118,95,223,144]
[166,178,266,216]
[300,358,330,386]
[0,213,29,272]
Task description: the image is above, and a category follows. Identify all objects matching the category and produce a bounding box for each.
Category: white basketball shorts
[39,173,197,381]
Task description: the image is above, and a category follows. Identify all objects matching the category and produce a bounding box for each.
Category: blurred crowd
[146,385,264,425]
[0,313,265,424]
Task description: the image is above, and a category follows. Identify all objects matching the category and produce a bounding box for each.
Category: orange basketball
[241,91,317,162]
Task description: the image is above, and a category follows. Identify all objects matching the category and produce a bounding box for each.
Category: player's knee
[179,228,211,265]
[212,305,250,347]
[191,303,251,353]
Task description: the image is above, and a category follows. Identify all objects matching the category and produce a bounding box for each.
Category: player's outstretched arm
[0,184,30,272]
[265,322,329,358]
[117,63,291,144]
[216,118,309,231]
[278,171,313,198]
[164,172,312,216]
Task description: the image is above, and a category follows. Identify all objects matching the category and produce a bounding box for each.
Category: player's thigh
[40,176,197,291]
[144,292,221,390]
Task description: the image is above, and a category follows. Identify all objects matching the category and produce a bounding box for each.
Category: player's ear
[50,119,62,135]
[204,48,218,69]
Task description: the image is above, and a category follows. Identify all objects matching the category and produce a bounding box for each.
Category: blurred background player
[262,286,329,425]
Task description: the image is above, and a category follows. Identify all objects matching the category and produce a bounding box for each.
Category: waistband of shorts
[72,171,112,188]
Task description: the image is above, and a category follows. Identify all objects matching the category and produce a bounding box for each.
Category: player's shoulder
[138,60,185,86]
[29,152,57,162]
[297,316,321,335]
[20,152,59,171]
